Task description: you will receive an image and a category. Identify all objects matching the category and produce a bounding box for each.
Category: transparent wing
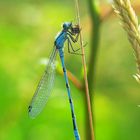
[28,47,58,119]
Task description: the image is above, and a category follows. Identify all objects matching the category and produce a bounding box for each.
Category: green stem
[86,1,101,138]
[87,0,101,96]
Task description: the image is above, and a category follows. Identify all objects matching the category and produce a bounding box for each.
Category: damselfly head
[71,24,80,34]
[63,22,72,30]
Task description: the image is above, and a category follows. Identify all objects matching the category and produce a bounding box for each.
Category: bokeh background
[0,0,140,140]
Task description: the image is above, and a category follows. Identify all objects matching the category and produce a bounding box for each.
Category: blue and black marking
[66,83,69,89]
[54,22,80,140]
[63,67,66,72]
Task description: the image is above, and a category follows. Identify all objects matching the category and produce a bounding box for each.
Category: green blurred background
[0,0,140,140]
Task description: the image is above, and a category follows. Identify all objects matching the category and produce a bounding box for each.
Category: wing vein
[29,47,58,118]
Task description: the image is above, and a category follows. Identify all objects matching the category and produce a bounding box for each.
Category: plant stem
[75,0,95,140]
[87,1,101,138]
[87,0,101,95]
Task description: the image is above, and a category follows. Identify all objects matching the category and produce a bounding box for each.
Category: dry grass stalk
[75,0,95,139]
[113,0,140,83]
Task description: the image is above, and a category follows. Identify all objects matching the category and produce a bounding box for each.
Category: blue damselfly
[28,22,81,140]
